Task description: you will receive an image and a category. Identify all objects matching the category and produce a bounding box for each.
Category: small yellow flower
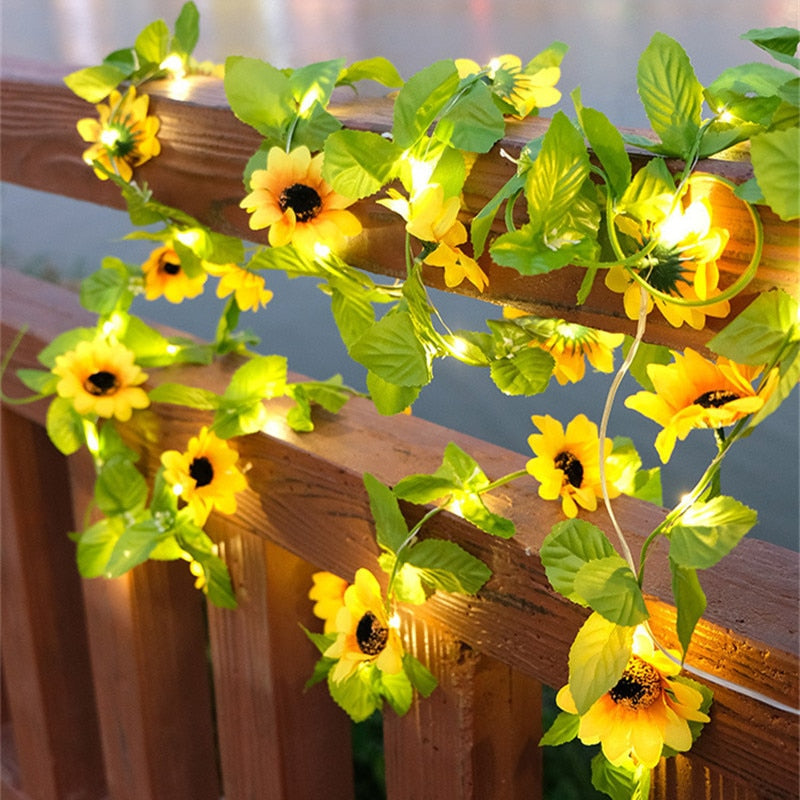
[76,86,161,182]
[308,571,349,634]
[605,198,730,330]
[204,262,273,312]
[379,184,488,291]
[52,339,149,421]
[625,348,777,463]
[527,413,621,518]
[161,427,248,526]
[240,146,362,251]
[324,568,404,683]
[556,628,710,769]
[141,245,207,303]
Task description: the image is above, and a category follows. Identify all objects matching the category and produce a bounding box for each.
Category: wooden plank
[0,408,107,800]
[66,448,220,800]
[1,59,797,354]
[206,521,355,799]
[383,613,541,800]
[1,266,797,798]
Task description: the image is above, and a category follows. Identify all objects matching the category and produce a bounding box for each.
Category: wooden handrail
[1,59,798,799]
[1,57,797,353]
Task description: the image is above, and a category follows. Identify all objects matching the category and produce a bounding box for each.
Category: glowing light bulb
[83,420,100,455]
[175,229,202,248]
[299,87,321,115]
[172,483,184,497]
[160,53,186,80]
[100,128,122,148]
[101,312,124,337]
[313,241,332,259]
[166,344,180,356]
[388,613,401,630]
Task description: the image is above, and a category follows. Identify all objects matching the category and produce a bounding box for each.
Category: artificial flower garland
[3,5,797,798]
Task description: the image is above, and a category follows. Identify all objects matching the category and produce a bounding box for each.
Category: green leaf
[540,519,618,603]
[16,368,57,395]
[341,57,404,88]
[470,173,525,257]
[669,495,757,569]
[80,261,132,314]
[177,521,238,608]
[380,668,414,716]
[363,472,410,554]
[95,456,148,516]
[224,56,294,139]
[434,79,506,153]
[623,336,673,391]
[37,327,96,368]
[105,519,162,578]
[572,88,632,199]
[750,127,800,220]
[299,375,350,415]
[148,382,220,410]
[404,538,491,595]
[591,753,651,800]
[63,64,128,103]
[173,1,200,55]
[330,282,377,350]
[568,613,634,714]
[291,58,344,108]
[636,32,703,158]
[539,710,580,746]
[224,355,288,404]
[617,158,676,224]
[489,346,554,395]
[350,311,431,387]
[670,558,707,659]
[75,517,122,578]
[742,26,800,68]
[322,129,402,199]
[393,60,461,148]
[456,493,516,539]
[135,19,170,65]
[328,666,382,722]
[46,396,85,455]
[402,652,437,698]
[573,556,649,626]
[381,554,428,604]
[366,372,420,416]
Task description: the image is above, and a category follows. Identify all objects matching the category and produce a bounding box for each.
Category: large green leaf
[327,666,382,722]
[105,519,162,578]
[135,19,170,65]
[363,472,409,554]
[591,753,651,800]
[751,126,800,220]
[568,612,633,714]
[95,456,148,516]
[669,495,757,569]
[148,382,220,410]
[75,517,123,578]
[45,396,85,456]
[539,710,580,747]
[433,79,506,153]
[380,668,414,717]
[64,64,129,103]
[224,56,294,138]
[741,26,800,68]
[404,538,491,595]
[172,1,200,55]
[670,558,707,658]
[340,57,404,88]
[489,346,554,395]
[636,32,703,158]
[366,372,420,416]
[573,556,649,626]
[322,129,402,199]
[80,260,133,314]
[223,355,288,404]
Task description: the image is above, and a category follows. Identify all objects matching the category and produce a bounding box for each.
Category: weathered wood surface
[2,267,797,798]
[1,58,797,357]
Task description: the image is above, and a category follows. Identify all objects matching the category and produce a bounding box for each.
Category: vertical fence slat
[384,613,542,800]
[0,409,106,800]
[652,753,769,800]
[207,521,355,800]
[67,449,220,800]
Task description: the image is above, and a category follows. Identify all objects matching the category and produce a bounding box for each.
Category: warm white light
[313,241,331,259]
[175,229,202,248]
[100,128,122,148]
[404,154,435,193]
[83,420,100,455]
[101,312,124,337]
[172,483,185,497]
[388,613,401,630]
[166,344,180,356]
[658,199,709,248]
[448,336,470,358]
[160,53,186,80]
[299,86,321,115]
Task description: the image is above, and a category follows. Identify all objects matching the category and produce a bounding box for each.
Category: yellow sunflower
[455,54,561,117]
[527,413,621,518]
[141,245,207,303]
[324,568,404,683]
[53,338,149,421]
[536,319,624,385]
[204,262,273,312]
[556,628,710,769]
[308,571,349,634]
[605,198,730,330]
[76,86,161,182]
[625,348,777,463]
[240,145,362,251]
[160,426,248,526]
[379,184,488,291]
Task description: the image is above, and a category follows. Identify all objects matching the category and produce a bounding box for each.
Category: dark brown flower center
[554,451,584,488]
[279,183,322,222]
[189,456,214,488]
[161,260,182,276]
[609,656,662,710]
[355,610,389,656]
[692,389,741,408]
[84,370,119,396]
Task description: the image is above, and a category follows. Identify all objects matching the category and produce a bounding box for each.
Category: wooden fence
[1,59,798,800]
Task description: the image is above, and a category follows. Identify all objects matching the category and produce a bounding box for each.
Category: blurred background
[2,0,798,553]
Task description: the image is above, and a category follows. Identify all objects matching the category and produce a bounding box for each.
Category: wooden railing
[1,60,798,800]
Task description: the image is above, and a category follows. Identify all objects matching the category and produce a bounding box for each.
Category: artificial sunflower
[205,262,273,312]
[527,413,621,518]
[456,54,561,117]
[556,628,710,769]
[324,568,404,683]
[160,427,248,526]
[625,348,777,463]
[605,198,730,329]
[308,571,349,634]
[53,338,149,421]
[240,146,362,251]
[76,86,161,182]
[379,184,488,291]
[141,245,207,303]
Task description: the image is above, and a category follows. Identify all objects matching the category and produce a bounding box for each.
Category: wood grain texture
[2,268,796,797]
[1,58,797,357]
